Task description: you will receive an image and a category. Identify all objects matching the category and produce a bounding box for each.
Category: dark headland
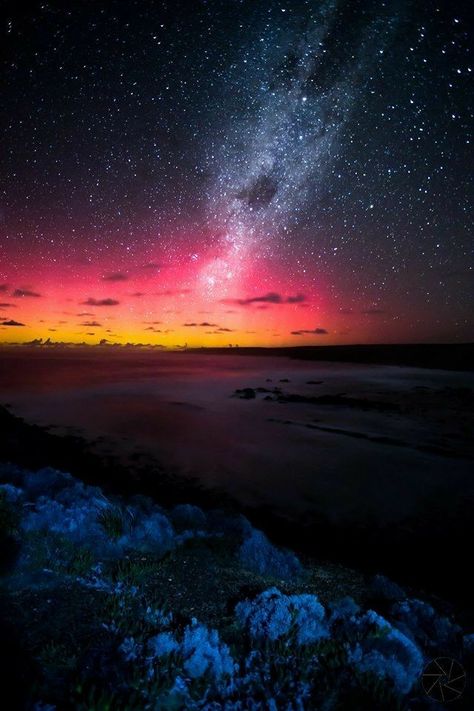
[184,342,474,371]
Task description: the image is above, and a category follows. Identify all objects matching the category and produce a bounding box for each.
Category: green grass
[97,504,136,539]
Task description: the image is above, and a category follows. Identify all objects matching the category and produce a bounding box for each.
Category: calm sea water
[1,348,473,528]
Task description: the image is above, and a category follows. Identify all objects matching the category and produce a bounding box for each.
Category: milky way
[0,0,472,346]
[203,1,402,296]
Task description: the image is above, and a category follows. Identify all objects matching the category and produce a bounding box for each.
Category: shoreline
[1,403,472,622]
[1,342,474,371]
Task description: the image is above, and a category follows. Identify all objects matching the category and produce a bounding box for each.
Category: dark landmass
[1,342,473,371]
[185,342,474,371]
[1,404,473,623]
[2,462,472,710]
[1,402,474,708]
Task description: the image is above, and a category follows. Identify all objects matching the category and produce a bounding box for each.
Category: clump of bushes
[236,587,329,643]
[0,463,473,710]
[345,609,423,695]
[390,597,462,656]
[0,484,21,573]
[239,529,302,580]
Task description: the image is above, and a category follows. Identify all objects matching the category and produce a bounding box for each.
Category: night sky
[1,0,472,347]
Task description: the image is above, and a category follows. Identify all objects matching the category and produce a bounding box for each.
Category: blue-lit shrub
[170,504,207,531]
[236,587,329,644]
[239,529,302,580]
[391,598,462,655]
[181,620,235,679]
[347,610,423,694]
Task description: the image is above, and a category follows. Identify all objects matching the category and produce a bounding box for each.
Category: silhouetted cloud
[2,319,26,326]
[76,312,94,316]
[291,328,328,335]
[80,321,102,327]
[13,288,41,298]
[131,292,145,297]
[241,292,282,304]
[144,326,162,332]
[183,321,219,327]
[0,302,16,308]
[204,329,234,335]
[102,272,129,282]
[286,293,306,304]
[222,292,307,306]
[81,298,119,306]
[0,284,8,293]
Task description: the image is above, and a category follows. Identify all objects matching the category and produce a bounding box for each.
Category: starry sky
[1,0,472,347]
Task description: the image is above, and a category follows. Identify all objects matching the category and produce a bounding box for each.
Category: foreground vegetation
[0,463,472,710]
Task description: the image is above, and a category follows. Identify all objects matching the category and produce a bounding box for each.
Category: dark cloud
[82,298,120,306]
[291,328,328,335]
[102,272,129,282]
[13,288,42,298]
[204,329,234,335]
[183,321,219,327]
[0,284,9,293]
[223,292,307,306]
[286,293,307,304]
[2,319,26,326]
[239,292,283,305]
[217,327,234,332]
[144,326,162,332]
[0,302,16,308]
[76,312,94,316]
[80,321,102,327]
[131,292,145,297]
